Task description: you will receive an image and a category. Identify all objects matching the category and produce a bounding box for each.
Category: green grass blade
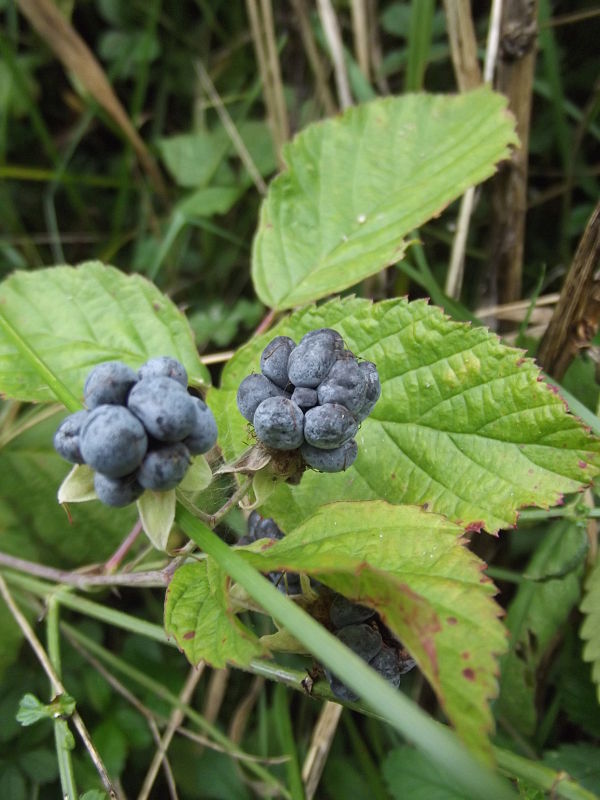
[176,506,517,800]
[274,683,305,800]
[404,0,435,91]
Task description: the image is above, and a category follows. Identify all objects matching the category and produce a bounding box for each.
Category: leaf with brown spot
[240,501,507,761]
[164,560,267,668]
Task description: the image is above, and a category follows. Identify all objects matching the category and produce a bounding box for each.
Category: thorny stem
[104,518,144,573]
[0,477,255,590]
[0,552,168,588]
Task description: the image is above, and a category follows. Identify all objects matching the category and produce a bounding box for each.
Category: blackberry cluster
[238,512,302,594]
[325,593,416,702]
[237,515,415,700]
[53,357,217,507]
[236,329,380,473]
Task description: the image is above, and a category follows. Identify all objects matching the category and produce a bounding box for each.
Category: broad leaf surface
[211,297,600,533]
[542,744,600,795]
[496,521,584,735]
[0,413,136,566]
[581,556,600,703]
[164,559,267,668]
[137,490,176,552]
[241,501,506,759]
[0,261,210,403]
[252,86,518,309]
[383,746,471,800]
[166,500,505,757]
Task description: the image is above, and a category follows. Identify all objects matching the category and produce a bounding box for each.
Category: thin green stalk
[486,567,524,585]
[404,0,435,91]
[343,713,389,800]
[494,746,598,800]
[61,622,291,799]
[0,165,124,187]
[0,311,81,412]
[273,683,305,800]
[47,599,78,800]
[176,507,517,800]
[2,572,168,643]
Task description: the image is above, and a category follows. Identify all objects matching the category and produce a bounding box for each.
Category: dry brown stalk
[443,0,482,91]
[290,0,337,116]
[350,0,370,81]
[489,0,539,305]
[16,0,166,198]
[537,200,600,379]
[301,701,343,800]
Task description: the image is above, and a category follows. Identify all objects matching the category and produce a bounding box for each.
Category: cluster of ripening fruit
[237,328,381,472]
[240,512,416,699]
[54,330,381,505]
[53,357,217,507]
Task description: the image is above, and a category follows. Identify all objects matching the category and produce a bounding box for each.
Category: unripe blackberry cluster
[236,329,381,473]
[325,594,416,702]
[53,357,217,507]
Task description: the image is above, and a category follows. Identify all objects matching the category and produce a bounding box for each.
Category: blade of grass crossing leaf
[0,310,81,412]
[405,0,435,91]
[176,507,516,800]
[274,683,305,800]
[47,599,78,800]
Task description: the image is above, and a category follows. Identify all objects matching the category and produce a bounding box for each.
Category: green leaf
[179,455,213,493]
[580,556,600,703]
[212,297,600,533]
[0,413,136,566]
[177,186,241,219]
[164,559,267,668]
[0,592,23,683]
[16,692,75,726]
[57,464,97,504]
[0,765,26,800]
[15,693,49,726]
[158,130,229,188]
[383,745,471,799]
[0,261,210,403]
[252,86,518,309]
[176,507,516,795]
[542,744,600,794]
[241,501,506,759]
[91,718,128,777]
[496,521,584,736]
[137,490,176,552]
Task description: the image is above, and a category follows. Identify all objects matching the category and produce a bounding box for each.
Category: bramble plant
[1,84,600,800]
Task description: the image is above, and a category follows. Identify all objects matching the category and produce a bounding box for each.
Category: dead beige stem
[16,0,167,198]
[443,0,482,91]
[537,201,600,379]
[490,0,539,305]
[302,701,343,800]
